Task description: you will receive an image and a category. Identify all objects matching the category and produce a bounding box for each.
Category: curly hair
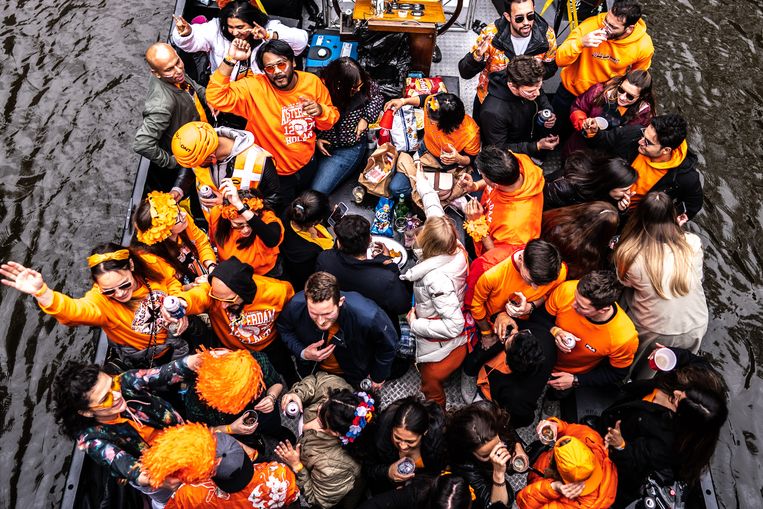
[53,361,101,439]
[651,113,687,149]
[505,329,545,376]
[505,55,545,87]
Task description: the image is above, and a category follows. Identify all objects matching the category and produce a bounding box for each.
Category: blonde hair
[417,216,458,259]
[614,192,696,299]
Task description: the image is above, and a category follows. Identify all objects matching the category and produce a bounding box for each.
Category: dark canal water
[0,0,760,507]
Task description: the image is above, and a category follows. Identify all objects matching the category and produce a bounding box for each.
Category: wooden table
[353,0,446,75]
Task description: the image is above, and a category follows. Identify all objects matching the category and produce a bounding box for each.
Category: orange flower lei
[136,192,178,246]
[464,216,490,242]
[221,197,264,220]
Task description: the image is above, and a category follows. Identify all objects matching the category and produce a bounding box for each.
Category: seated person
[51,355,202,506]
[175,256,298,385]
[275,372,374,509]
[359,397,448,495]
[383,92,481,198]
[180,348,288,447]
[141,423,300,509]
[544,271,639,394]
[541,201,620,280]
[447,401,528,509]
[516,418,617,508]
[479,55,558,157]
[312,57,385,195]
[132,191,217,288]
[209,179,283,277]
[316,214,411,328]
[587,113,703,220]
[276,272,398,389]
[170,121,281,216]
[543,151,637,211]
[133,43,211,194]
[171,0,308,77]
[565,69,655,156]
[471,238,566,342]
[1,244,207,368]
[280,191,334,290]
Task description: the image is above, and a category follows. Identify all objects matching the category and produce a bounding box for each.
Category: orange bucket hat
[553,436,603,496]
[196,348,266,414]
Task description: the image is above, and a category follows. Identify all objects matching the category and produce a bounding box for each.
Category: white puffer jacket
[400,171,469,363]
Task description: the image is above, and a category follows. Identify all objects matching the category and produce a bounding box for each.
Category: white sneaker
[460,370,479,404]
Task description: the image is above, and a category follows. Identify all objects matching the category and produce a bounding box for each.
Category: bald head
[145,43,186,85]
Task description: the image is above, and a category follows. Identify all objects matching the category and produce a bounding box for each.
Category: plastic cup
[242,410,258,426]
[594,117,609,130]
[397,10,409,17]
[649,347,677,371]
[538,422,557,445]
[512,455,529,473]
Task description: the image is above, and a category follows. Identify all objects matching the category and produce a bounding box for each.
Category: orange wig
[196,348,266,414]
[141,423,217,488]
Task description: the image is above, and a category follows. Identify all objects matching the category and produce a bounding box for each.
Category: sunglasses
[513,12,535,23]
[263,60,289,75]
[640,127,657,147]
[93,376,122,409]
[208,287,239,304]
[617,86,637,102]
[100,280,132,296]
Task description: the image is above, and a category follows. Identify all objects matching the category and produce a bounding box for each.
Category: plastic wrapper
[370,197,395,237]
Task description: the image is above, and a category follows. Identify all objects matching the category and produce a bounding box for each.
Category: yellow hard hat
[171,121,219,168]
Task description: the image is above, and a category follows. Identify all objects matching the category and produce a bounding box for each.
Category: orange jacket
[206,70,339,175]
[208,208,284,275]
[188,274,294,351]
[38,256,204,350]
[478,153,544,256]
[517,418,617,509]
[556,14,653,96]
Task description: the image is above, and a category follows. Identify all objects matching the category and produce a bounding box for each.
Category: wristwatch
[222,56,237,67]
[237,203,250,214]
[572,375,580,388]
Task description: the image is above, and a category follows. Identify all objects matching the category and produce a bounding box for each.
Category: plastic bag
[357,32,411,97]
[391,105,419,152]
[370,197,395,238]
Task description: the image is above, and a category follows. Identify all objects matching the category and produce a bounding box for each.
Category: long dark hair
[387,397,446,459]
[53,361,102,438]
[219,0,269,42]
[595,69,656,124]
[132,198,196,280]
[427,93,466,135]
[541,201,620,279]
[446,401,516,465]
[420,474,473,509]
[213,188,268,250]
[89,243,162,284]
[563,151,638,202]
[320,57,371,112]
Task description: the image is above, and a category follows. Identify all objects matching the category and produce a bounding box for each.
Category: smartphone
[675,201,687,216]
[328,202,349,227]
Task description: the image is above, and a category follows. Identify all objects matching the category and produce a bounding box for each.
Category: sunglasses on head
[100,280,132,296]
[617,86,637,102]
[514,12,535,23]
[208,287,239,304]
[93,376,122,409]
[263,60,289,75]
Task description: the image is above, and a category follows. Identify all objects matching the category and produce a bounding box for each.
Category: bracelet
[226,425,232,434]
[266,393,277,403]
[33,284,49,298]
[479,329,494,336]
[236,203,250,214]
[550,326,562,337]
[294,463,304,473]
[492,479,506,487]
[572,375,580,388]
[222,56,236,67]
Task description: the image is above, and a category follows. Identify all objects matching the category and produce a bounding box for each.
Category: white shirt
[511,34,531,55]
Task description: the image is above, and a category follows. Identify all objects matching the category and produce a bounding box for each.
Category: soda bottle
[394,194,410,233]
[163,296,186,320]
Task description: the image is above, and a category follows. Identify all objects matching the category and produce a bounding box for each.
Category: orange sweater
[188,274,293,351]
[517,418,617,509]
[471,251,567,321]
[206,70,339,175]
[38,258,201,350]
[423,112,481,160]
[546,281,638,374]
[629,140,688,207]
[209,208,283,275]
[478,153,544,256]
[556,14,653,96]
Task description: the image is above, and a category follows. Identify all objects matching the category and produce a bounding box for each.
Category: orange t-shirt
[423,111,481,160]
[206,70,339,175]
[546,280,638,374]
[629,140,688,207]
[38,257,199,350]
[209,208,284,275]
[478,153,545,257]
[319,322,343,375]
[477,350,511,402]
[471,250,568,321]
[200,275,294,351]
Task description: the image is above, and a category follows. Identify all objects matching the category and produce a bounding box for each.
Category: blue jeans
[388,143,430,198]
[310,140,368,195]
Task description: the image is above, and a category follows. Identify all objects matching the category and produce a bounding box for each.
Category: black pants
[261,339,301,387]
[551,83,578,144]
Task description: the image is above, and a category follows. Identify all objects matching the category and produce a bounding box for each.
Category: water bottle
[199,185,215,200]
[163,296,186,320]
[536,109,553,126]
[397,457,416,475]
[284,401,301,418]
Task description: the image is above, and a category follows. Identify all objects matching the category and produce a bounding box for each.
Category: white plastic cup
[594,117,609,130]
[650,347,678,371]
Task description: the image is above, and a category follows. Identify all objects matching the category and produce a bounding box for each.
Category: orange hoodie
[208,207,284,276]
[206,71,339,175]
[186,274,294,351]
[477,153,545,257]
[629,139,688,207]
[38,255,203,350]
[556,14,653,96]
[517,418,617,509]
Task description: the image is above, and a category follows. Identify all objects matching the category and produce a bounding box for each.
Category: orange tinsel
[221,197,264,220]
[141,423,217,488]
[196,348,265,414]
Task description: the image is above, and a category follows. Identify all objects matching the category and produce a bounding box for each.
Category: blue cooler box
[305,32,359,73]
